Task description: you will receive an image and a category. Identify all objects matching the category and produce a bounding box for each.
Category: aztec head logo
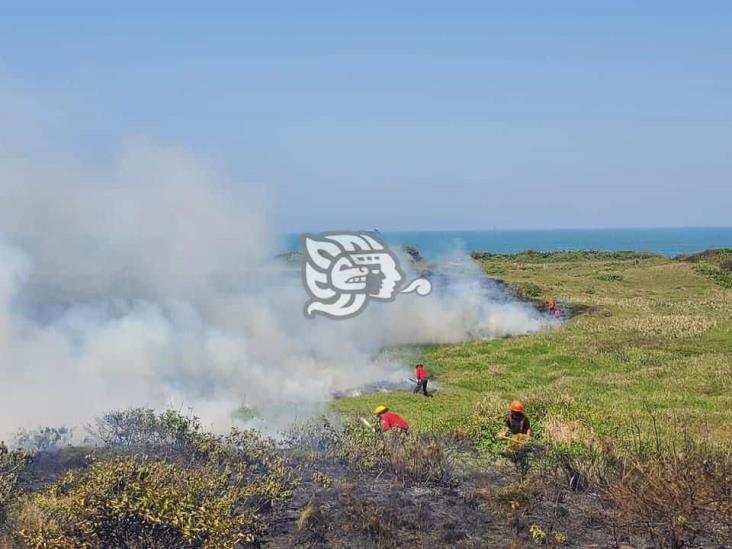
[302,232,431,319]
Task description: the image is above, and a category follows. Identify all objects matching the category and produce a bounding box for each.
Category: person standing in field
[414,363,430,396]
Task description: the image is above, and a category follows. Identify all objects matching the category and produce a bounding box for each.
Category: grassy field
[334,250,732,447]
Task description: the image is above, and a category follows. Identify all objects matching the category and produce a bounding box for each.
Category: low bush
[472,250,661,263]
[695,264,732,288]
[541,415,617,490]
[335,420,454,484]
[8,457,265,548]
[605,435,732,548]
[6,409,301,548]
[385,434,452,484]
[14,426,74,453]
[289,416,454,485]
[88,408,208,459]
[0,442,32,520]
[544,442,615,491]
[595,272,623,282]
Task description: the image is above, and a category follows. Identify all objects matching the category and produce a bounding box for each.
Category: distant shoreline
[278,227,732,259]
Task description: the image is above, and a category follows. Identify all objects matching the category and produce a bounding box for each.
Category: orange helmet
[509,400,525,413]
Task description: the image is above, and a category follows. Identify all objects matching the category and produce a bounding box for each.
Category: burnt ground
[263,451,654,549]
[10,440,732,548]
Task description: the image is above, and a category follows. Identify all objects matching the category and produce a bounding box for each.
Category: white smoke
[0,138,547,439]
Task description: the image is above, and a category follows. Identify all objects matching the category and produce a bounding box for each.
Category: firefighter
[413,363,430,396]
[504,400,532,437]
[374,405,409,432]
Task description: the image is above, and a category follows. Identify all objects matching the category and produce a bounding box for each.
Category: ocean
[282,227,732,259]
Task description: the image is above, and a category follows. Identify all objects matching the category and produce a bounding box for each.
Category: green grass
[334,251,732,446]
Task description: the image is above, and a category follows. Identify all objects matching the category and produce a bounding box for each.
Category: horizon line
[279,225,732,236]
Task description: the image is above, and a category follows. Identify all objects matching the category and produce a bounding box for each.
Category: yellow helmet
[374,405,388,415]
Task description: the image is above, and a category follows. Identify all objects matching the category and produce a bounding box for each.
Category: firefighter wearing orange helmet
[504,400,532,437]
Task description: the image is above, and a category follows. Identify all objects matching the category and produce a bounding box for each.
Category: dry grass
[606,439,732,548]
[542,416,603,450]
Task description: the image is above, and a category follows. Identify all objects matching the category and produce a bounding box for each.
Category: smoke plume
[0,138,546,438]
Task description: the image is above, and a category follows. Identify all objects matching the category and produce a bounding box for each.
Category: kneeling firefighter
[504,400,532,437]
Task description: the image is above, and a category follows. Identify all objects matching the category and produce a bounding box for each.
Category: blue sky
[1,2,730,231]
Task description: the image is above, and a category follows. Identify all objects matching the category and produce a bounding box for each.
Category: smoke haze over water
[0,139,547,439]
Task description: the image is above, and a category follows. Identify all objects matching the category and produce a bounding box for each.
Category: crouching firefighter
[504,400,532,438]
[374,405,409,432]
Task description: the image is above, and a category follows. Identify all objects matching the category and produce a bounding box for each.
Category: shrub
[289,417,454,485]
[6,409,301,547]
[312,470,333,488]
[541,415,617,490]
[338,420,455,484]
[228,429,299,509]
[504,442,542,481]
[544,442,615,491]
[695,264,732,288]
[9,457,265,548]
[0,442,32,519]
[605,437,732,548]
[283,415,342,454]
[385,434,452,484]
[14,427,74,453]
[520,283,543,299]
[89,410,301,505]
[88,408,206,457]
[684,249,732,288]
[595,272,623,282]
[472,395,509,453]
[529,523,546,544]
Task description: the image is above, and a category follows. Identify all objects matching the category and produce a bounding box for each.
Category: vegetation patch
[4,410,299,548]
[676,248,732,288]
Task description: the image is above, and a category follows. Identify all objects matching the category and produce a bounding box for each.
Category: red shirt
[379,411,409,432]
[415,365,428,380]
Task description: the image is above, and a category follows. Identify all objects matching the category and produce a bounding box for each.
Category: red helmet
[509,400,525,413]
